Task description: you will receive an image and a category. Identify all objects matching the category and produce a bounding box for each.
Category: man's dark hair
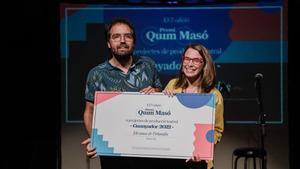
[105,18,136,43]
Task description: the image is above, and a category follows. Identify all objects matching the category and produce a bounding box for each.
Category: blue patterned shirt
[84,56,162,102]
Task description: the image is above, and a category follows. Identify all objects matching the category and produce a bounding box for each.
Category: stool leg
[234,157,239,169]
[253,157,256,169]
[244,157,248,169]
[263,156,267,169]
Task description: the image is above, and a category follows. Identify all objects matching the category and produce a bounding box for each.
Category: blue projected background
[104,8,232,75]
[60,2,287,124]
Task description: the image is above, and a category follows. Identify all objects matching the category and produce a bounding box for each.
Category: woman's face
[182,48,205,79]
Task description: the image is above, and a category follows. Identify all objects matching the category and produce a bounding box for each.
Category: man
[81,18,162,169]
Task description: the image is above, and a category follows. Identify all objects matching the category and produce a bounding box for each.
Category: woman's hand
[163,89,175,97]
[185,155,206,163]
[140,86,159,94]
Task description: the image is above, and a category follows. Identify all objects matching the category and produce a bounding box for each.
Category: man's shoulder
[136,56,156,64]
[88,62,109,74]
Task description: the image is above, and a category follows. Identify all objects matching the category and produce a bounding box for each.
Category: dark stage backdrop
[60,2,287,124]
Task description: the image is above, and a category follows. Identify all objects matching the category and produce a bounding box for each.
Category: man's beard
[111,44,134,63]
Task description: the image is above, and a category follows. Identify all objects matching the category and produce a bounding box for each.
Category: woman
[164,44,224,169]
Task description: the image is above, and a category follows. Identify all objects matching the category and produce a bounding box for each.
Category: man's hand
[139,86,160,94]
[81,138,97,158]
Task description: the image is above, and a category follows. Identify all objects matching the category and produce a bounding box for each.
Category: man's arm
[154,87,162,92]
[81,101,97,158]
[83,101,94,136]
[139,86,162,94]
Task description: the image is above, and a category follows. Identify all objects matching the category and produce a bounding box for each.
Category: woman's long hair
[174,44,216,93]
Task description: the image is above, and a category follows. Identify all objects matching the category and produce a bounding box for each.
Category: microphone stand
[255,75,267,169]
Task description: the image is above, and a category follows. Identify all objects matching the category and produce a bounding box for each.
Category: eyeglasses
[182,56,204,65]
[111,33,134,42]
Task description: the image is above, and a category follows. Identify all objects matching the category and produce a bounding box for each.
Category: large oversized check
[91,92,215,160]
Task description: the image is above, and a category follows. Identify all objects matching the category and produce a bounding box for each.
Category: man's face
[107,23,135,59]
